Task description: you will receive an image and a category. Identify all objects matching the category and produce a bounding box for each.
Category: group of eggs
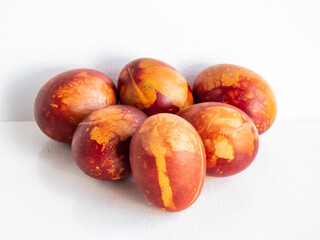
[34,58,277,212]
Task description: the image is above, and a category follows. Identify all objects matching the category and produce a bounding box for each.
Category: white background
[0,1,320,240]
[0,0,320,121]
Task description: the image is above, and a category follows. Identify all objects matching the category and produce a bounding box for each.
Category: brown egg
[72,105,147,181]
[193,64,277,134]
[117,58,193,116]
[130,113,206,212]
[177,102,259,177]
[34,69,117,143]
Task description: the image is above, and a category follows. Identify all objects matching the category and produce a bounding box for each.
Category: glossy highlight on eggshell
[34,69,117,143]
[178,102,259,177]
[193,64,277,134]
[72,105,147,181]
[117,58,193,116]
[130,113,206,212]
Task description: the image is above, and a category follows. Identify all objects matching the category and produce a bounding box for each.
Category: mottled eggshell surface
[34,69,117,143]
[130,113,206,212]
[178,102,259,177]
[117,58,193,116]
[193,64,277,134]
[72,105,147,181]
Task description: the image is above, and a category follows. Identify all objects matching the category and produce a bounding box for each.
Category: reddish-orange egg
[130,113,206,212]
[193,64,277,134]
[117,58,193,116]
[177,102,259,177]
[72,105,147,181]
[34,69,117,143]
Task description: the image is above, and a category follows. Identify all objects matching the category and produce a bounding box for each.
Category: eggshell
[193,64,276,134]
[34,69,117,143]
[72,105,147,180]
[118,58,193,116]
[178,102,259,177]
[130,113,206,212]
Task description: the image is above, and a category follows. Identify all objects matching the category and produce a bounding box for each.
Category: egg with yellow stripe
[130,113,206,212]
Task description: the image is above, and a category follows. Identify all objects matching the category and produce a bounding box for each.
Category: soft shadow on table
[176,61,212,86]
[5,66,67,121]
[93,55,131,84]
[5,55,129,121]
[37,140,156,217]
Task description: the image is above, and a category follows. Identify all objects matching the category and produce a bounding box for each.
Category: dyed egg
[193,64,277,134]
[177,102,259,177]
[72,105,147,181]
[130,113,206,212]
[34,69,117,143]
[117,58,193,116]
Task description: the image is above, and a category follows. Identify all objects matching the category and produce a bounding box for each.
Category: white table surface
[1,120,319,240]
